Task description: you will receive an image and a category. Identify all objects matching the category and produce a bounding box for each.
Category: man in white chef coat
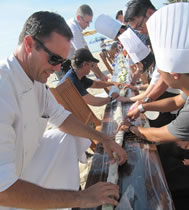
[56,4,107,81]
[0,11,127,209]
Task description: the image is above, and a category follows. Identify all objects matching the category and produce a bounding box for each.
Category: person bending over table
[0,11,127,209]
[124,0,178,117]
[58,48,124,106]
[119,3,189,209]
[117,14,180,127]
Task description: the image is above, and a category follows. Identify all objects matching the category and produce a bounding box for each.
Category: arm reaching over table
[83,91,120,106]
[91,80,125,90]
[59,114,127,165]
[0,180,120,209]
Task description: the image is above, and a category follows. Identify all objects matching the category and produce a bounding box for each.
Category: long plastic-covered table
[80,99,175,210]
[80,54,175,210]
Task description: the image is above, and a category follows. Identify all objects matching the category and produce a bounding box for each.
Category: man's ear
[170,73,180,80]
[82,61,88,67]
[76,15,80,22]
[24,35,34,53]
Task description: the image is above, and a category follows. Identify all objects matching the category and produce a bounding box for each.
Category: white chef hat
[118,27,150,63]
[147,2,189,74]
[95,14,122,40]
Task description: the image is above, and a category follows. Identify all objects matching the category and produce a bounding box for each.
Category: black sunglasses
[33,36,67,66]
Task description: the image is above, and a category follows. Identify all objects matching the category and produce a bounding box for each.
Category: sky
[0,0,166,60]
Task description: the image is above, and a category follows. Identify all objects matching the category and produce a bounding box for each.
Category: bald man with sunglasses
[0,11,127,209]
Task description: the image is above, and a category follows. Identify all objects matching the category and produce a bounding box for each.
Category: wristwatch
[138,104,145,113]
[144,97,152,103]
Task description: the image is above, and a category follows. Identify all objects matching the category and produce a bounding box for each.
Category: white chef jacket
[67,18,88,59]
[0,55,91,210]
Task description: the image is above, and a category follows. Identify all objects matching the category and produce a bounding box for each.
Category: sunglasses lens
[62,58,68,64]
[49,55,63,66]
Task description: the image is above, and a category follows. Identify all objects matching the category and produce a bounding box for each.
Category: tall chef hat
[118,27,150,63]
[147,2,189,73]
[95,14,122,40]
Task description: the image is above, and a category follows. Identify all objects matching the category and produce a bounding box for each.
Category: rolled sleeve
[168,96,189,141]
[49,106,71,128]
[46,89,71,128]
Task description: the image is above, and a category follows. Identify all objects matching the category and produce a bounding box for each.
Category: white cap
[118,28,150,63]
[147,2,189,73]
[95,14,122,40]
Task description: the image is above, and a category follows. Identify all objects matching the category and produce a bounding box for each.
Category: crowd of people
[0,0,189,209]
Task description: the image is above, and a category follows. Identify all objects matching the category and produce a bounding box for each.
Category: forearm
[130,126,178,143]
[86,96,110,106]
[59,114,107,143]
[0,180,81,209]
[129,91,148,102]
[83,93,111,106]
[143,95,184,112]
[147,77,168,100]
[137,83,148,90]
[92,80,114,89]
[137,126,167,142]
[129,84,154,102]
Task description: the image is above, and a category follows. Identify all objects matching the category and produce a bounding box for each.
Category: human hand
[122,83,137,91]
[80,182,120,208]
[102,136,127,165]
[126,101,141,120]
[116,117,132,133]
[111,92,119,100]
[114,82,125,89]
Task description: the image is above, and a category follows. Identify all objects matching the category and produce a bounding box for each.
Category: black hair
[124,0,156,23]
[72,58,84,70]
[116,25,128,38]
[19,11,73,44]
[116,10,123,20]
[140,52,155,73]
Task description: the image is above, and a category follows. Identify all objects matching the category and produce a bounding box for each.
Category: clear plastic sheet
[79,54,175,210]
[81,101,175,210]
[118,134,175,210]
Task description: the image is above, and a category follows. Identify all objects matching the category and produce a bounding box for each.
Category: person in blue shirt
[58,48,123,106]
